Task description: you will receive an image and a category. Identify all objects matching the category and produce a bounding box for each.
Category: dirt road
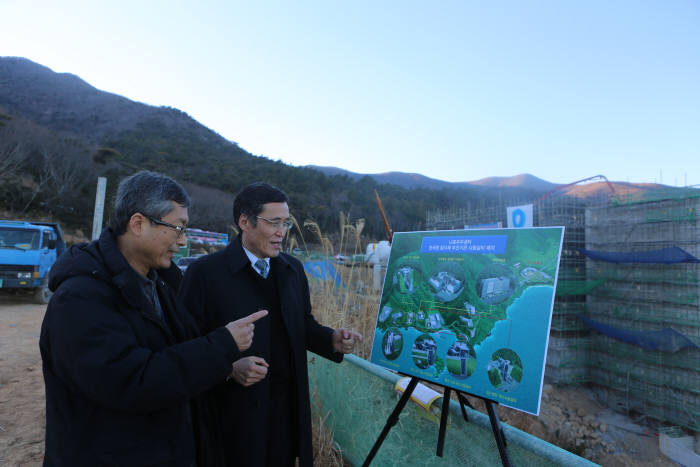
[0,296,45,466]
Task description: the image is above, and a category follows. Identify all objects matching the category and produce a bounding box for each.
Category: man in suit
[40,171,266,466]
[180,182,361,467]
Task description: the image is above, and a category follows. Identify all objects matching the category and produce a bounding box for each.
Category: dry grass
[310,405,346,467]
[303,216,380,360]
[311,264,380,359]
[296,215,382,465]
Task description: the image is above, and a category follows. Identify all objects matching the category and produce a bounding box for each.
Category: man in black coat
[40,171,267,466]
[180,182,361,467]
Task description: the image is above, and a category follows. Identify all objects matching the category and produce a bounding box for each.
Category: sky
[3,0,700,186]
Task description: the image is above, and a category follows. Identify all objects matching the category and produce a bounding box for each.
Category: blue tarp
[578,314,699,352]
[578,246,700,264]
[303,260,344,287]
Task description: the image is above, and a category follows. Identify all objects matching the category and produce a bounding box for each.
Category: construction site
[425,177,700,463]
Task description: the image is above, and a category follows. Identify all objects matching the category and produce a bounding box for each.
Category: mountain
[2,56,693,239]
[0,57,479,237]
[306,166,557,193]
[0,57,157,140]
[306,165,454,189]
[468,174,557,192]
[0,57,234,157]
[564,180,667,201]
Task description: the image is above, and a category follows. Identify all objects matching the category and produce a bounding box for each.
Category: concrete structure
[425,185,700,435]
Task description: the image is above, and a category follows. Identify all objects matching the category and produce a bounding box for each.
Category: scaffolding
[584,190,699,432]
[536,194,593,385]
[425,191,600,385]
[425,183,700,433]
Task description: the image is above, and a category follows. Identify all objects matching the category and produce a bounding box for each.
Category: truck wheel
[34,285,53,304]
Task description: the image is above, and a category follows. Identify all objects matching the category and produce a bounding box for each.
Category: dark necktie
[255,259,269,278]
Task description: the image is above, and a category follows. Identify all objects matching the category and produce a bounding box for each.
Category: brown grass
[298,215,382,465]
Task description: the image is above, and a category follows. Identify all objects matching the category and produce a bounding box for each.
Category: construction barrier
[308,353,599,466]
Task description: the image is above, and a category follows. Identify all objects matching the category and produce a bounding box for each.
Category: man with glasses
[40,171,266,466]
[180,182,361,467]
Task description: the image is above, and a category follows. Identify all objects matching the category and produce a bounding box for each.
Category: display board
[369,227,564,415]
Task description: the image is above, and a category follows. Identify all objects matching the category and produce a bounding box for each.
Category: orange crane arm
[374,189,393,243]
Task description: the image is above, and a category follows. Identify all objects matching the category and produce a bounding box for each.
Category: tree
[0,113,31,184]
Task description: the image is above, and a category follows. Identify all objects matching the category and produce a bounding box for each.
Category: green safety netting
[308,353,599,467]
[555,279,607,296]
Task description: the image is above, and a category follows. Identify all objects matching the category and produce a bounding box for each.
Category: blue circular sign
[512,208,526,227]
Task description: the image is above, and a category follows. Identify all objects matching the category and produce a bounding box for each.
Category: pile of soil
[466,381,675,466]
[0,296,677,466]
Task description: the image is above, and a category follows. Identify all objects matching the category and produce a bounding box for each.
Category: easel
[362,376,512,467]
[366,194,512,465]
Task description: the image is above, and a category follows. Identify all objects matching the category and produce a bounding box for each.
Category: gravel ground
[0,295,46,466]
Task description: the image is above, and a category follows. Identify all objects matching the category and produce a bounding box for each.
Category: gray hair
[110,171,190,235]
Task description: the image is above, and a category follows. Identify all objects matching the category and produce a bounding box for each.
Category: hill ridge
[2,56,694,238]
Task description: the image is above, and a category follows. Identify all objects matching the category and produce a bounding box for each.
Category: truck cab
[0,220,66,304]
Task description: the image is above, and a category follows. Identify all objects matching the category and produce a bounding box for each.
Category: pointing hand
[225,310,268,351]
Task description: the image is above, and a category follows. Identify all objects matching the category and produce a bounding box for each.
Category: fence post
[91,177,107,240]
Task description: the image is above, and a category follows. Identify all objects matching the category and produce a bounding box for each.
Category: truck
[0,220,66,304]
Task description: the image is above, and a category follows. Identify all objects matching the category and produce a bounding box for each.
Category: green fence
[309,353,599,466]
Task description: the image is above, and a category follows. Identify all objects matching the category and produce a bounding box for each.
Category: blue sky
[3,1,699,185]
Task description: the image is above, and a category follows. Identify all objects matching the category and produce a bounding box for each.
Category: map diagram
[370,227,564,415]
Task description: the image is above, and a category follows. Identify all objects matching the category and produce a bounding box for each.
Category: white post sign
[91,177,107,240]
[507,204,533,228]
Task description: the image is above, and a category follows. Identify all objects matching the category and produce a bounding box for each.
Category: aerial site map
[370,227,564,415]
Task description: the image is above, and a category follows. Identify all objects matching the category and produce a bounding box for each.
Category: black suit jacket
[179,236,342,467]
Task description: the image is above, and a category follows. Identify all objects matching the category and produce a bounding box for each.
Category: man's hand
[332,328,363,354]
[230,356,269,387]
[225,310,268,352]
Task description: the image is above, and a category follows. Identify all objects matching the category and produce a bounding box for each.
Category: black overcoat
[40,228,239,466]
[179,236,342,467]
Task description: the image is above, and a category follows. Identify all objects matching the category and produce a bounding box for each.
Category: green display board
[370,227,564,415]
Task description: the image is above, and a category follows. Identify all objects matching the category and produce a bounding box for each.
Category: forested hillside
[0,57,547,240]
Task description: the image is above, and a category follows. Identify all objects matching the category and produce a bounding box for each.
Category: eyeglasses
[255,216,294,231]
[146,216,188,238]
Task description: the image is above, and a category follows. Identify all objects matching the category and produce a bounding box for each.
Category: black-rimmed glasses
[255,215,294,230]
[146,216,188,238]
